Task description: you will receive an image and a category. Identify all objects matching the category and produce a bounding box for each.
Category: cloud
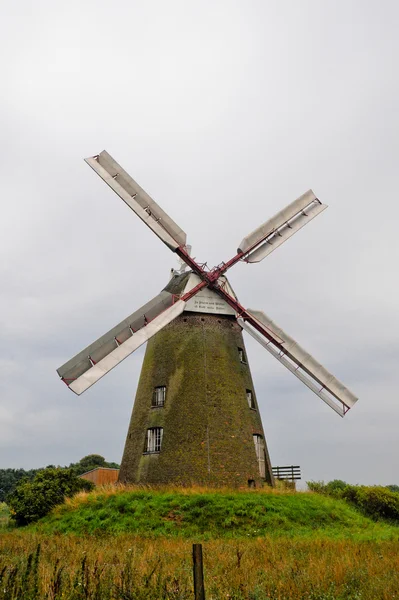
[0,0,398,485]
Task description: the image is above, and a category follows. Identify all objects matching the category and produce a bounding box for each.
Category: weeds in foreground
[0,504,10,530]
[1,533,399,599]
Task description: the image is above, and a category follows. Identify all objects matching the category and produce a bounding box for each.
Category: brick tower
[118,272,273,487]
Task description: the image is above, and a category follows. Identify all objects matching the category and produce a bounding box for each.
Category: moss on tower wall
[119,312,273,488]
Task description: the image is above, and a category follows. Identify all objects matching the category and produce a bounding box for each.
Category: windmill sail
[238,190,327,263]
[57,292,186,395]
[85,151,187,251]
[238,310,358,417]
[56,147,359,490]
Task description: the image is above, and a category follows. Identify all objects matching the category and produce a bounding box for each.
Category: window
[253,434,266,478]
[246,389,255,409]
[145,428,163,453]
[152,386,166,407]
[238,347,246,363]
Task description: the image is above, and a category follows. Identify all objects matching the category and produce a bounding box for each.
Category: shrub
[342,485,399,521]
[307,480,348,497]
[7,468,94,526]
[307,481,327,494]
[307,479,399,522]
[0,468,39,502]
[325,479,348,495]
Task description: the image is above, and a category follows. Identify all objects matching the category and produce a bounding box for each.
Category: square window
[152,386,166,407]
[145,427,163,453]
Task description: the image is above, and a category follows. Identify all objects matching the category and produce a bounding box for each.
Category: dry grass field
[1,533,399,599]
[1,486,399,599]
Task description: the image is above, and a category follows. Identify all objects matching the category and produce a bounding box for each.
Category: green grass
[0,502,10,530]
[2,489,399,598]
[30,486,399,540]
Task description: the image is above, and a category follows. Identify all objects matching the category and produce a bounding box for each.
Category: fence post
[192,543,205,600]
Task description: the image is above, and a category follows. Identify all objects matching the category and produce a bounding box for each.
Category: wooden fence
[272,465,301,481]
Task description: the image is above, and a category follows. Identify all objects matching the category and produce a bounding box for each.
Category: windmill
[57,151,358,487]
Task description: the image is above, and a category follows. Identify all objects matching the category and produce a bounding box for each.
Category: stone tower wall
[118,312,273,487]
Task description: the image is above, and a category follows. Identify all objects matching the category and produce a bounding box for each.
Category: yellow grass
[1,531,399,599]
[65,481,292,506]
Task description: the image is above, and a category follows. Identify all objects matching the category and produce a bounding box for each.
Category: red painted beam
[212,284,285,349]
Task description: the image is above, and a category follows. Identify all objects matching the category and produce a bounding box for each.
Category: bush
[7,468,94,526]
[307,479,399,522]
[342,486,399,521]
[0,468,39,502]
[307,481,330,494]
[0,457,119,500]
[307,480,348,496]
[325,479,348,495]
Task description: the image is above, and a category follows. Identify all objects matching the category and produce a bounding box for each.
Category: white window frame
[152,385,166,407]
[238,347,246,363]
[145,427,163,453]
[246,389,255,409]
[253,434,266,478]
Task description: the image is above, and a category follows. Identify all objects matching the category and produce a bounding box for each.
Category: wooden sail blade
[57,292,185,395]
[85,151,187,251]
[238,310,358,417]
[238,190,327,263]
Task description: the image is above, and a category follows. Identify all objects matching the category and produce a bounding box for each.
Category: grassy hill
[31,485,399,540]
[2,487,399,598]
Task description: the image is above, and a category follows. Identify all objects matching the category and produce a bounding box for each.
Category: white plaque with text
[184,286,236,316]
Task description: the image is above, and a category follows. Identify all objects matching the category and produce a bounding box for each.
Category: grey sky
[1,0,398,485]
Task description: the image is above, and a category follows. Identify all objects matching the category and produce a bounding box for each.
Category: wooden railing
[272,465,301,481]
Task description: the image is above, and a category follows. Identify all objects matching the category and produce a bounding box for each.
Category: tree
[69,455,120,476]
[0,468,38,502]
[79,454,106,469]
[7,468,94,526]
[1,456,119,502]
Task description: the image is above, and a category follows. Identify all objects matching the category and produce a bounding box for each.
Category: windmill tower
[57,151,358,488]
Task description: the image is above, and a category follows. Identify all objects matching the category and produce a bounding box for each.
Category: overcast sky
[1,0,398,486]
